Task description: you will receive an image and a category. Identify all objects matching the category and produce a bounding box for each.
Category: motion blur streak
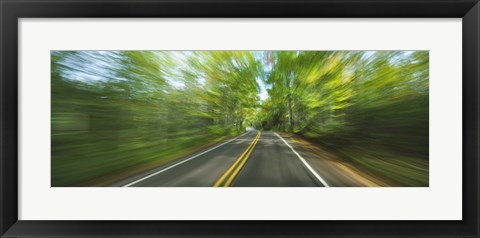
[51,51,428,187]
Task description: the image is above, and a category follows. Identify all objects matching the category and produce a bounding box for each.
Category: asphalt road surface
[118,130,329,187]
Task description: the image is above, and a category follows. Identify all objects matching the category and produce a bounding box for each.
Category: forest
[52,51,428,186]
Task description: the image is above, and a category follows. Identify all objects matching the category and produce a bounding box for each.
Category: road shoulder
[278,133,396,187]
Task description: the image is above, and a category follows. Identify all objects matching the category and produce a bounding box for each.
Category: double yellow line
[213,131,261,187]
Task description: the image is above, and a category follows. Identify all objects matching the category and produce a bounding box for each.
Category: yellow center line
[223,131,261,187]
[213,131,260,187]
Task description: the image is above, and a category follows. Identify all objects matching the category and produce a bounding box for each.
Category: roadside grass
[52,131,241,187]
[346,150,428,187]
[281,133,429,187]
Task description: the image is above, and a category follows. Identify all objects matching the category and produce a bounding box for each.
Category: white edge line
[274,133,330,187]
[123,132,249,187]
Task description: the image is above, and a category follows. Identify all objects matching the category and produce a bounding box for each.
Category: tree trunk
[287,93,293,132]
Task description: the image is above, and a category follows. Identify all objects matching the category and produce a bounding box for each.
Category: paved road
[118,130,327,187]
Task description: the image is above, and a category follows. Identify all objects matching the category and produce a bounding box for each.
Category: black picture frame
[1,0,479,237]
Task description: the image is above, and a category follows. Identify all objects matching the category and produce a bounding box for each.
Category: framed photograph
[1,0,478,237]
